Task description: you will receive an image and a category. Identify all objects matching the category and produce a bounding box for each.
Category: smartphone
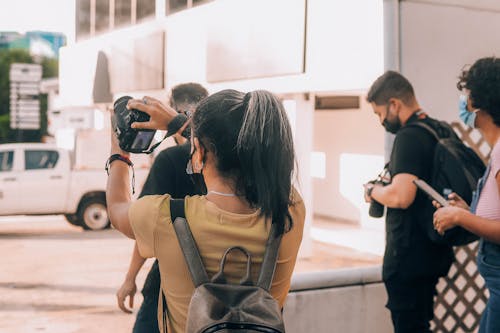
[413,179,449,207]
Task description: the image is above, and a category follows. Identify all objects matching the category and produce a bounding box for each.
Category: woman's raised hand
[127,96,178,131]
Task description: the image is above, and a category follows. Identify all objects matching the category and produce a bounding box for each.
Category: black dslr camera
[112,96,156,154]
[366,165,390,218]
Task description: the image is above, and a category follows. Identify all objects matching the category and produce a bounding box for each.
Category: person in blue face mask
[434,57,500,333]
[458,93,480,128]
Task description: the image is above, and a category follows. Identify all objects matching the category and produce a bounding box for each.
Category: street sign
[9,63,42,82]
[9,63,42,130]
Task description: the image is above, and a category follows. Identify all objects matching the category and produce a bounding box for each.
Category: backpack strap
[257,222,283,291]
[171,197,282,290]
[408,121,479,192]
[170,198,209,286]
[406,121,441,141]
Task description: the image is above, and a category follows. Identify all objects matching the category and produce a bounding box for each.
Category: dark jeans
[133,260,161,333]
[384,275,439,333]
[478,240,500,333]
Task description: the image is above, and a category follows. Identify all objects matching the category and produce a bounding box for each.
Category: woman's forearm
[106,157,135,238]
[459,211,500,244]
[126,243,147,281]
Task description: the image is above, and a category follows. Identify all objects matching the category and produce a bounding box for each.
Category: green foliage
[0,114,10,143]
[0,49,58,142]
[41,57,58,78]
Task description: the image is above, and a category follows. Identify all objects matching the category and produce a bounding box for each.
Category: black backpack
[167,198,285,333]
[408,120,485,246]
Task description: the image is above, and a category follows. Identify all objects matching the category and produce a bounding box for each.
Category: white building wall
[312,97,385,225]
[400,1,500,123]
[58,0,386,235]
[163,0,384,93]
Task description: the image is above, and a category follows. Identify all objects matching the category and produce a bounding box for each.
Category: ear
[388,98,402,112]
[192,137,205,163]
[467,96,475,111]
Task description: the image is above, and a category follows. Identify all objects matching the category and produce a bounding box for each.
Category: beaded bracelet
[105,154,136,194]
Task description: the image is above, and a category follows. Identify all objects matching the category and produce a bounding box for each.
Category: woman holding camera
[434,57,500,333]
[106,89,305,333]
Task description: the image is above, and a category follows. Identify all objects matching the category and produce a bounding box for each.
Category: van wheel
[64,214,80,226]
[78,197,110,230]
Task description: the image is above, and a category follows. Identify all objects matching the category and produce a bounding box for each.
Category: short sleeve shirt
[384,115,454,280]
[139,142,200,198]
[129,190,305,333]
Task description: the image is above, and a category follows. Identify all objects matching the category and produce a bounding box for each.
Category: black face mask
[186,146,207,195]
[382,106,401,134]
[189,173,207,194]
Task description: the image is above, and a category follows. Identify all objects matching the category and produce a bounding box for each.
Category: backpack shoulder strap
[406,121,441,141]
[257,221,283,291]
[170,198,209,286]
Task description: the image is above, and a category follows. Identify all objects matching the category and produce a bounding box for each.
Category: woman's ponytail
[192,89,296,235]
[236,90,295,234]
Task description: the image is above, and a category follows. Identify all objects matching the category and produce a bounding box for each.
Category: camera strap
[141,114,191,154]
[143,138,167,155]
[167,113,190,138]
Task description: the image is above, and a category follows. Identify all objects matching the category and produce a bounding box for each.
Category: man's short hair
[367,71,416,106]
[169,83,209,112]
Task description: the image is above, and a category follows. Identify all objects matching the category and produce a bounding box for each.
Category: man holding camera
[363,71,454,333]
[115,83,208,333]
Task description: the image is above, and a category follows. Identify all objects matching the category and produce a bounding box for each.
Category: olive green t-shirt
[129,191,305,333]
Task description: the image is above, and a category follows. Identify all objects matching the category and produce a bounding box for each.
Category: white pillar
[284,93,314,258]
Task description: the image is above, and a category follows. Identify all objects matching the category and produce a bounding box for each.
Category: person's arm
[434,170,500,244]
[366,128,430,209]
[107,96,179,238]
[116,151,173,312]
[367,173,418,209]
[106,130,135,238]
[116,243,145,313]
[434,206,500,243]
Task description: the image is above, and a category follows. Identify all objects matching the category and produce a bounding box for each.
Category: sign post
[9,63,43,141]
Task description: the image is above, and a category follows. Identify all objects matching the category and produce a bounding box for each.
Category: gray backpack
[167,198,285,333]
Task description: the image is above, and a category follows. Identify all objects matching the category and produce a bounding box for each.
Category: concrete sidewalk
[0,215,381,332]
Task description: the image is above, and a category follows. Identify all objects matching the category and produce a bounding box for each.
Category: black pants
[384,276,439,333]
[133,260,161,333]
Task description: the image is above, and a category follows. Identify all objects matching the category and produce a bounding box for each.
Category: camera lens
[369,200,384,218]
[114,96,132,111]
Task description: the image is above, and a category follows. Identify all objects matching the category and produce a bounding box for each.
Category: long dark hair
[192,89,295,235]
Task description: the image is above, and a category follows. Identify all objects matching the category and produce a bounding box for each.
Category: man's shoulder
[397,117,441,141]
[395,125,425,142]
[155,143,190,161]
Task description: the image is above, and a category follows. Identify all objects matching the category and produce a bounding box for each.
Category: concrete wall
[312,97,385,225]
[60,0,384,104]
[283,266,392,333]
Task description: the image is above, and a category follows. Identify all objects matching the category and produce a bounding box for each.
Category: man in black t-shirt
[363,71,454,333]
[115,83,208,333]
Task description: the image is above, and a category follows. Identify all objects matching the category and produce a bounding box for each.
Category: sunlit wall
[58,0,386,258]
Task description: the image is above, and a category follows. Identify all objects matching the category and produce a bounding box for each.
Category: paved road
[0,215,382,333]
[0,216,151,333]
